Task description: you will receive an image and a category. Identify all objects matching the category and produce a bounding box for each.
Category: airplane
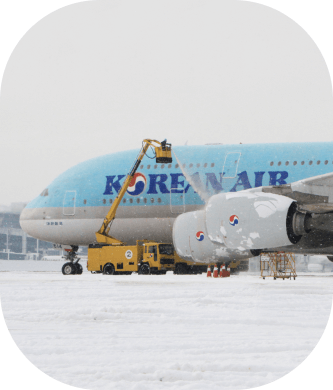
[19,141,333,265]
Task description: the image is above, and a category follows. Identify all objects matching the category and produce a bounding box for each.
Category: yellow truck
[88,240,176,275]
[174,258,208,274]
[225,259,249,273]
[87,240,208,275]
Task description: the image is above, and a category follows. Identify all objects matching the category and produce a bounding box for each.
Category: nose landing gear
[61,246,82,275]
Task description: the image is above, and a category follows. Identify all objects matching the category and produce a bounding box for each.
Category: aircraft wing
[260,171,333,214]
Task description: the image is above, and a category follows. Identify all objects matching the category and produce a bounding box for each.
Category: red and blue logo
[127,173,147,196]
[229,215,239,226]
[196,231,205,241]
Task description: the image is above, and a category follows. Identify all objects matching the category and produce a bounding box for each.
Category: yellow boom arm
[95,139,172,245]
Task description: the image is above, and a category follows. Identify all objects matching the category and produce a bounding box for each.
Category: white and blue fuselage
[20,142,333,252]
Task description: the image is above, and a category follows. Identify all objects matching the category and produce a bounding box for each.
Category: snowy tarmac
[0,260,332,390]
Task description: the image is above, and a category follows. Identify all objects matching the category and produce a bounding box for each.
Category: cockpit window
[40,188,49,196]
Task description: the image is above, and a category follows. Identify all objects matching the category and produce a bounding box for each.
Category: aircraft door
[222,152,241,178]
[170,188,185,214]
[63,191,76,216]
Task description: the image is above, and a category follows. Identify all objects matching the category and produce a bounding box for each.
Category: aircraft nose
[19,206,42,239]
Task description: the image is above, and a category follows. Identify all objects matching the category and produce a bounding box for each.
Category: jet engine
[173,191,303,263]
[172,209,253,263]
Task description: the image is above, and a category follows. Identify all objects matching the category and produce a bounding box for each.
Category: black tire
[75,263,83,275]
[138,263,150,275]
[103,263,115,275]
[62,262,76,275]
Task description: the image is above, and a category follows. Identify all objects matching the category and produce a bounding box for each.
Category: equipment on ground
[87,240,206,275]
[260,252,297,280]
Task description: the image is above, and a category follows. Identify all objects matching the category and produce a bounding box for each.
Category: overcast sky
[0,0,333,206]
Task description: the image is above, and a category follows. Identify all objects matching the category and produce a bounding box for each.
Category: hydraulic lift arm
[95,139,172,245]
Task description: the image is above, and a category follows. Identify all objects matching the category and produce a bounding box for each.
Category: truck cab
[140,243,175,274]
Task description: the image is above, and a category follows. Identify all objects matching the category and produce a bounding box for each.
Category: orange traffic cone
[213,264,219,278]
[221,264,229,278]
[207,265,212,277]
[219,263,225,277]
[226,264,231,277]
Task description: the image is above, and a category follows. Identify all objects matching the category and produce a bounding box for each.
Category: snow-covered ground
[0,260,332,390]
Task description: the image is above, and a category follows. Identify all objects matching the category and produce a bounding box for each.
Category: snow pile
[0,269,332,390]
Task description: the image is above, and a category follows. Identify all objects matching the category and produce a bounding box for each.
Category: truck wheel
[138,264,150,275]
[103,263,115,275]
[62,262,76,275]
[75,263,83,275]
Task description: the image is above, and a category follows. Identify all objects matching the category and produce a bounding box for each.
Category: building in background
[0,203,54,260]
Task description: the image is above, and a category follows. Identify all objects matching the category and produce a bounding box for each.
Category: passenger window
[270,162,274,166]
[309,161,313,165]
[293,161,297,165]
[123,199,126,203]
[317,160,320,165]
[154,165,157,169]
[103,199,106,204]
[157,198,161,203]
[144,198,147,204]
[161,164,165,169]
[211,163,215,167]
[301,161,305,165]
[137,198,140,204]
[175,164,179,168]
[140,165,144,169]
[83,199,87,205]
[278,162,281,166]
[204,163,207,168]
[285,161,289,166]
[145,246,147,253]
[147,165,151,169]
[189,163,193,168]
[325,160,328,165]
[129,199,133,203]
[151,198,155,203]
[109,199,113,204]
[168,164,172,168]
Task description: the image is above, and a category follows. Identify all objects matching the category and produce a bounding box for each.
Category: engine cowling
[172,191,301,263]
[205,192,300,250]
[172,209,253,263]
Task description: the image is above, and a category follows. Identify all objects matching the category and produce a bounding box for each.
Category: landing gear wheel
[75,263,83,275]
[103,263,115,275]
[62,262,76,275]
[138,264,150,275]
[62,245,81,275]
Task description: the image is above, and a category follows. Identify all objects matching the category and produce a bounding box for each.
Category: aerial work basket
[155,140,172,163]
